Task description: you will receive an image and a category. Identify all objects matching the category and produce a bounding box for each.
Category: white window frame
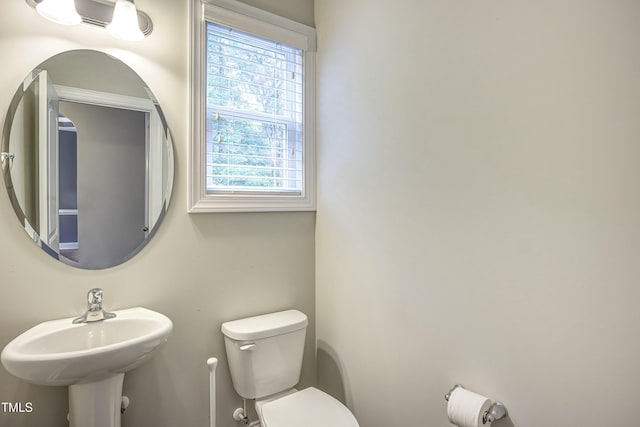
[189,0,316,212]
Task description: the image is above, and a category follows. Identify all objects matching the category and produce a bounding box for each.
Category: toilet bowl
[257,387,358,427]
[221,310,359,427]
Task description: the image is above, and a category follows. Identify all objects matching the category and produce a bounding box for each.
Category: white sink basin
[1,307,172,386]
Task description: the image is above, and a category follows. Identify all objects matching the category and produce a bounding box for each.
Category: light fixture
[106,0,144,42]
[26,0,153,41]
[36,0,82,26]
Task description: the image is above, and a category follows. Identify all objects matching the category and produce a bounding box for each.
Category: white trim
[189,0,207,211]
[189,0,317,212]
[54,85,155,112]
[59,209,78,216]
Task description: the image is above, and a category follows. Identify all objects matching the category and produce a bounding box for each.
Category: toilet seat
[259,387,359,427]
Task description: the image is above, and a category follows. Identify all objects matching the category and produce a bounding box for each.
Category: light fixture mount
[26,0,153,36]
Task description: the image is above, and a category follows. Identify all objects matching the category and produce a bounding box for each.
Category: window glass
[205,23,304,194]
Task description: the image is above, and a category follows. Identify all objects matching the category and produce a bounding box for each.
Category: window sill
[189,193,315,213]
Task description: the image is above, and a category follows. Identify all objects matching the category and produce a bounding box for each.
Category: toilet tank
[221,310,308,399]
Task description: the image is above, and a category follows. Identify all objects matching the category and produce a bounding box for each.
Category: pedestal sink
[1,307,172,427]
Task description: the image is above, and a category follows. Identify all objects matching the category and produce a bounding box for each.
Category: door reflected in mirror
[1,50,174,269]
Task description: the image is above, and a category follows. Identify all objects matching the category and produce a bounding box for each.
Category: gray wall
[315,1,640,426]
[0,1,315,427]
[44,50,151,99]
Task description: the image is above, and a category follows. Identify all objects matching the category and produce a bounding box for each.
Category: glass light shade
[36,0,82,26]
[106,0,144,42]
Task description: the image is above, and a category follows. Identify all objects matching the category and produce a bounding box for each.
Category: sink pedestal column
[68,373,125,427]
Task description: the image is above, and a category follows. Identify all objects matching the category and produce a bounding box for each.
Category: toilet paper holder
[445,384,508,424]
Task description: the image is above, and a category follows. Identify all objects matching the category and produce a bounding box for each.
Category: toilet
[221,310,359,427]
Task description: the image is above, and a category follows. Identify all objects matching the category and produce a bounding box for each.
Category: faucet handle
[87,288,104,311]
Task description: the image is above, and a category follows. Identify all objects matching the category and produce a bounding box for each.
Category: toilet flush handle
[239,343,257,351]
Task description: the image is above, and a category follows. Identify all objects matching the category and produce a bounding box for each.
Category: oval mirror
[1,50,174,269]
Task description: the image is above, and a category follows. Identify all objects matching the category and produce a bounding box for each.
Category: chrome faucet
[72,288,117,324]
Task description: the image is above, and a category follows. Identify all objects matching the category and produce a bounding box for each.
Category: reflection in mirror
[1,50,174,269]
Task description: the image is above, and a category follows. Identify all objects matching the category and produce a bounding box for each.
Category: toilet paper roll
[447,387,492,427]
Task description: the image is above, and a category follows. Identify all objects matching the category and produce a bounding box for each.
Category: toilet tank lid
[221,310,308,341]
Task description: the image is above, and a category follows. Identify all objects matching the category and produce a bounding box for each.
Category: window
[190,0,316,212]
